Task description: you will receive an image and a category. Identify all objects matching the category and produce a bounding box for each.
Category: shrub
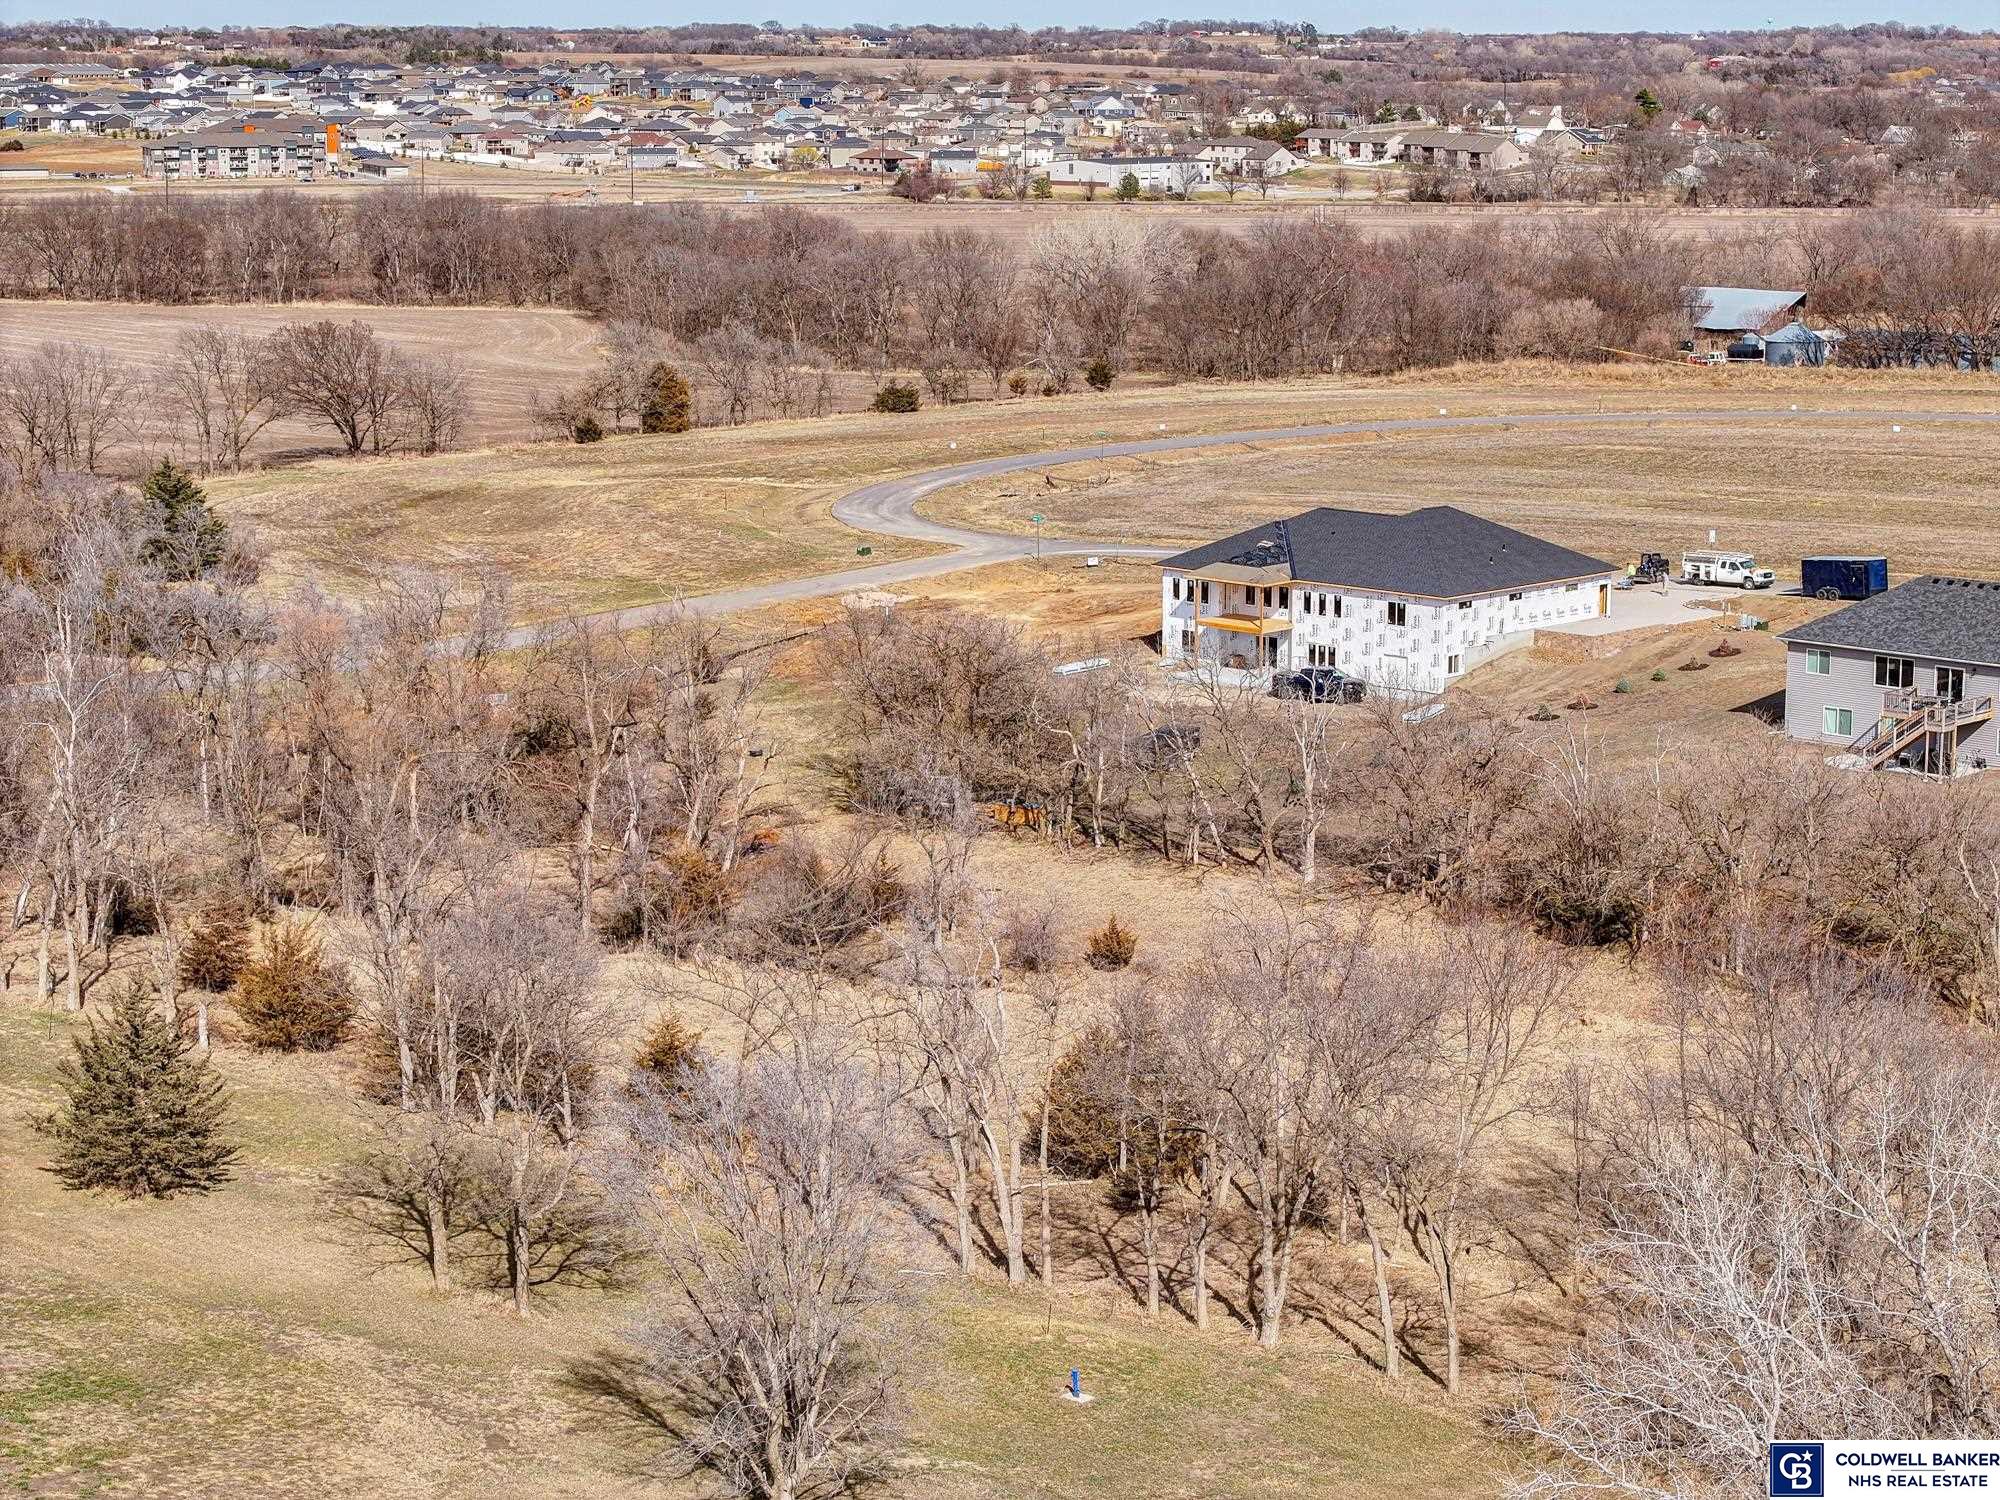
[1708,641,1743,659]
[1084,358,1115,391]
[1040,1025,1122,1177]
[1567,695,1600,711]
[235,922,355,1052]
[638,362,692,434]
[890,163,942,202]
[1677,658,1710,672]
[1001,903,1063,973]
[41,982,236,1198]
[1030,173,1051,199]
[1007,372,1029,396]
[870,381,920,414]
[1115,171,1140,200]
[572,413,604,444]
[1650,668,1668,682]
[180,903,250,993]
[752,837,907,959]
[634,1013,706,1096]
[1612,677,1632,695]
[1753,619,1771,631]
[599,843,734,954]
[1085,914,1137,972]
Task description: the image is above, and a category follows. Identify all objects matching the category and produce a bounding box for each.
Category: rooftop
[1688,285,1805,333]
[1780,576,2000,668]
[1159,505,1616,599]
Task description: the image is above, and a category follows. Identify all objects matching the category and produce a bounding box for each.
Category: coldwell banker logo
[1772,1443,1826,1498]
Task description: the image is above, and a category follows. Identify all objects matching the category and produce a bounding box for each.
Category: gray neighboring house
[1779,576,2000,774]
[1158,505,1617,695]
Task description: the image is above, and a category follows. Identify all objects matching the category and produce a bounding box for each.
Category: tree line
[8,195,2000,393]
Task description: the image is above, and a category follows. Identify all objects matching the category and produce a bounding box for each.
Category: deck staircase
[1848,690,1997,773]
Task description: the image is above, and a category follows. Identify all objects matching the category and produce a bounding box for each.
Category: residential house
[1507,105,1566,144]
[1181,136,1301,178]
[1158,506,1617,693]
[852,145,919,174]
[1779,575,2000,774]
[1398,128,1525,173]
[1313,126,1407,162]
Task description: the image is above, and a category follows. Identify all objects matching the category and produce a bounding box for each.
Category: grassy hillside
[0,1003,1510,1499]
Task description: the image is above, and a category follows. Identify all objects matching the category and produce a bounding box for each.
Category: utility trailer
[1681,549,1775,590]
[1801,555,1888,601]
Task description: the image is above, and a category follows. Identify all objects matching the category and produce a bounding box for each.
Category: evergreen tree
[179,903,249,994]
[235,921,355,1053]
[140,459,227,580]
[44,982,236,1198]
[1116,171,1141,200]
[639,362,693,434]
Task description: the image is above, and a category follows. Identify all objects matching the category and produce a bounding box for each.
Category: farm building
[1159,506,1618,695]
[1780,575,2000,775]
[1685,285,1807,357]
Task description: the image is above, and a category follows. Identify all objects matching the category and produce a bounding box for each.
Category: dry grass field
[0,299,603,463]
[921,374,2000,582]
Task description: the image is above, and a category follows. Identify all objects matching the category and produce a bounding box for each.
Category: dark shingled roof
[1779,576,2000,667]
[1158,505,1616,599]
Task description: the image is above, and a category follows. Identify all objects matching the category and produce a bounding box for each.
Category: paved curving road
[544,405,2000,641]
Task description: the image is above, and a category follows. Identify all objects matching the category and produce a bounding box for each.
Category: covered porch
[1192,611,1293,673]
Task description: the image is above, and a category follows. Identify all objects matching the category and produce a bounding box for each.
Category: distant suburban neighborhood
[0,49,1960,202]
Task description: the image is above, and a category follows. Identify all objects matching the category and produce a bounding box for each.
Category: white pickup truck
[1680,549,1776,590]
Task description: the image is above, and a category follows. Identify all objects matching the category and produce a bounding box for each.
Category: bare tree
[0,341,135,475]
[395,355,468,456]
[262,319,404,455]
[609,1030,904,1500]
[165,324,279,473]
[1386,922,1571,1394]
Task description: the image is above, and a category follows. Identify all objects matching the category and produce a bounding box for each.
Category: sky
[52,0,1997,40]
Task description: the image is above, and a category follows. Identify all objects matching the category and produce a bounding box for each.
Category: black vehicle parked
[1270,668,1365,704]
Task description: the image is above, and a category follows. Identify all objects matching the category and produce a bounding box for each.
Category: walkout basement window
[1874,655,1915,689]
[1448,654,1463,675]
[1824,706,1854,738]
[1387,602,1408,628]
[1804,649,1830,676]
